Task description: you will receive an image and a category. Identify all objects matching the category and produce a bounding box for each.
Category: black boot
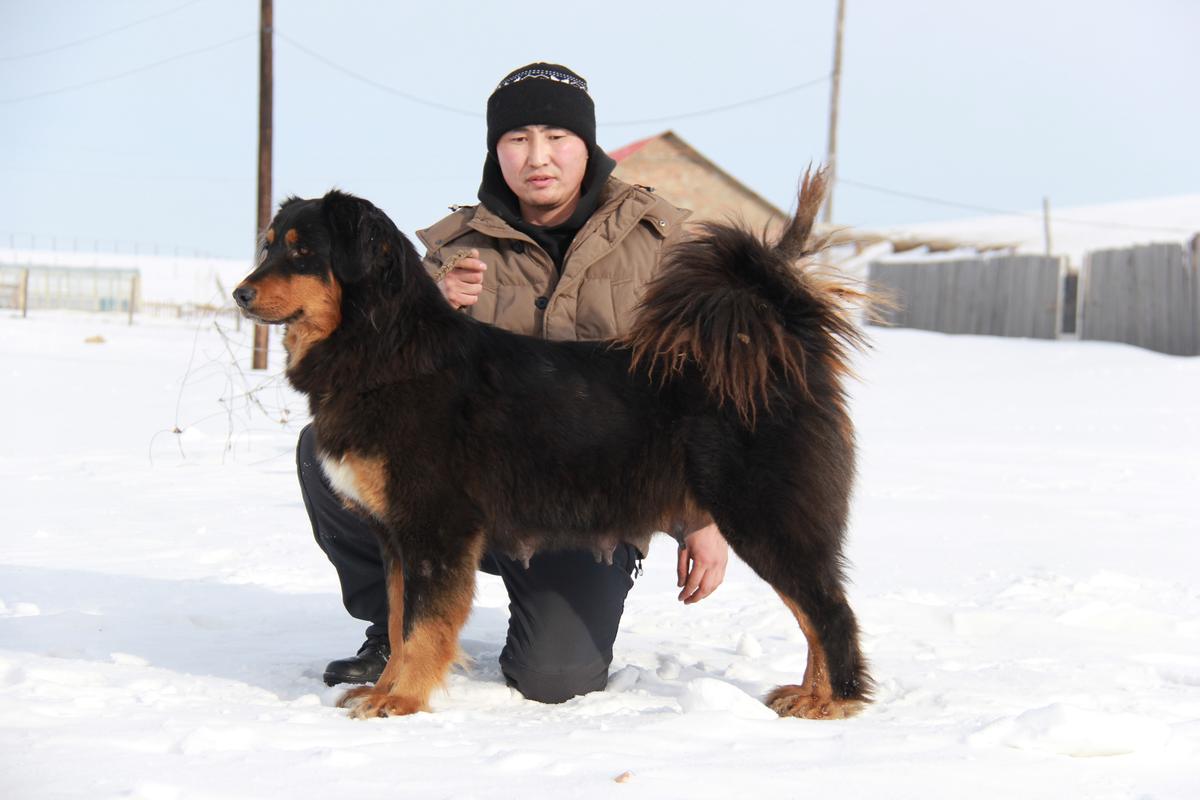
[323,635,390,687]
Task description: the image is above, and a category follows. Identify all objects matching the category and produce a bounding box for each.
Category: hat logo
[496,66,588,93]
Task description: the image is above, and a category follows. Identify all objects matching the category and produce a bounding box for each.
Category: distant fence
[0,265,140,314]
[1080,243,1198,356]
[868,255,1064,340]
[0,264,248,325]
[142,301,244,324]
[868,243,1199,356]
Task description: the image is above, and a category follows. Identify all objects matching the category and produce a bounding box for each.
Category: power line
[275,32,482,118]
[839,177,1042,216]
[839,177,1198,235]
[277,30,828,126]
[600,75,829,126]
[0,163,246,184]
[1,229,241,260]
[0,0,206,62]
[0,32,255,105]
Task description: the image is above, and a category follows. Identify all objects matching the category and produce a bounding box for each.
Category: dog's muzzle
[233,285,257,309]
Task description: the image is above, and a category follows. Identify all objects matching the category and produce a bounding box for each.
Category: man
[297,62,729,704]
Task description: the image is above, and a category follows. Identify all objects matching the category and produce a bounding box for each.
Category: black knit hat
[486,63,597,153]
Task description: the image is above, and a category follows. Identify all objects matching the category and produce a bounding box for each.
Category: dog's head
[233,190,393,323]
[233,190,406,367]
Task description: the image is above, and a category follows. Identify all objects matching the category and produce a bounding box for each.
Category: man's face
[496,125,589,226]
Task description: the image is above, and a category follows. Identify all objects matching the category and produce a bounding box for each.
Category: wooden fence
[1080,243,1198,356]
[867,255,1064,340]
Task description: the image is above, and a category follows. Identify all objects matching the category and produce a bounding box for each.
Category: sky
[1,0,1197,261]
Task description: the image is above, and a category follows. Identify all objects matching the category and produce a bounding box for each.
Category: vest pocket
[494,285,539,336]
[469,284,499,326]
[575,278,617,340]
[610,279,639,336]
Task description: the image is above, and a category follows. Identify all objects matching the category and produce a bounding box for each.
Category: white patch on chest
[318,451,365,507]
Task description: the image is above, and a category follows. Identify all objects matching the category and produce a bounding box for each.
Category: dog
[233,169,872,720]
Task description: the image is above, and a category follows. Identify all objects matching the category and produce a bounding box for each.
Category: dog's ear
[322,190,375,285]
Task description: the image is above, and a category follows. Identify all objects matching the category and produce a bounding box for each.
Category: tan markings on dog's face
[285,228,299,246]
[251,272,341,368]
[265,228,276,245]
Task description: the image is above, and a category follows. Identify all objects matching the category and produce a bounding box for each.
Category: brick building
[609,131,788,237]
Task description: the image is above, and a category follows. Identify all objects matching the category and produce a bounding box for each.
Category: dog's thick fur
[235,169,872,720]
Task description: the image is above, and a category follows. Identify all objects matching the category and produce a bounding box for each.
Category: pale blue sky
[2,0,1196,259]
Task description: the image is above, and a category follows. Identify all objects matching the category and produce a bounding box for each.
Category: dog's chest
[318,449,389,518]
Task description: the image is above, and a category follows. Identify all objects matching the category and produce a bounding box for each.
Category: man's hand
[677,523,729,604]
[437,249,487,309]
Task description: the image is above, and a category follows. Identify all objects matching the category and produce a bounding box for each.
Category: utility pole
[822,0,846,224]
[252,0,273,370]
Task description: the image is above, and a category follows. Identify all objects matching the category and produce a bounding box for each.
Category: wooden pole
[252,0,273,370]
[19,268,29,318]
[128,273,139,326]
[1042,196,1053,257]
[822,0,846,224]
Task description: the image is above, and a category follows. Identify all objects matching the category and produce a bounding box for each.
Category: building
[609,130,788,237]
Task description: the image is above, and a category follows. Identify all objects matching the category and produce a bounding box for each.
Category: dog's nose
[233,285,256,308]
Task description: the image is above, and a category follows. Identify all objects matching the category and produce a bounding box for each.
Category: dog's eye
[290,247,311,258]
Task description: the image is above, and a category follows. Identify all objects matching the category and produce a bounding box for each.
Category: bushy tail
[622,167,867,426]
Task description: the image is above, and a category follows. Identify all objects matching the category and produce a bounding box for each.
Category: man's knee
[500,655,610,704]
[297,423,317,476]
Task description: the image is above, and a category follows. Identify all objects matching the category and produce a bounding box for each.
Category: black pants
[296,425,637,704]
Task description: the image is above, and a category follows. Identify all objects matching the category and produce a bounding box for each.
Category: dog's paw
[765,684,865,720]
[336,686,425,719]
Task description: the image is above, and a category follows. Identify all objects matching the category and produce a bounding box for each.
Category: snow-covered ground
[1,310,1197,799]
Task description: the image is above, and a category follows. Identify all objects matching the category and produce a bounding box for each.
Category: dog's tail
[622,167,867,426]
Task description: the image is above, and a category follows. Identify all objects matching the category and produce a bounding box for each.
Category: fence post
[1192,235,1200,355]
[19,269,29,318]
[128,273,139,326]
[1042,196,1053,256]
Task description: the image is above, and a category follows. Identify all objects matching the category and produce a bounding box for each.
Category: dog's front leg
[337,551,414,717]
[338,527,485,718]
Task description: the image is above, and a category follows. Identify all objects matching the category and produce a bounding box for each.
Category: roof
[608,135,656,164]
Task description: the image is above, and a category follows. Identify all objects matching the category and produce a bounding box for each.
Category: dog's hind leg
[699,479,871,719]
[762,578,870,720]
[731,532,870,719]
[339,528,485,719]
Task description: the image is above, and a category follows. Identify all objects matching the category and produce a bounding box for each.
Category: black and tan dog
[234,169,872,720]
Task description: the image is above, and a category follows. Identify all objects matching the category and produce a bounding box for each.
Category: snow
[2,310,1198,799]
